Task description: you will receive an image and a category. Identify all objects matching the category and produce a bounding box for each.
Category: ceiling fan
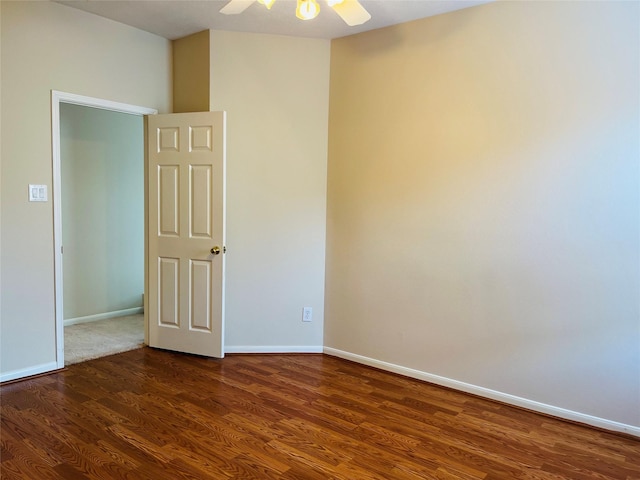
[220,0,371,26]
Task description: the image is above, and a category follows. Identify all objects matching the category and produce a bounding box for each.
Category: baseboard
[0,361,59,383]
[64,307,144,327]
[323,347,640,438]
[225,345,323,354]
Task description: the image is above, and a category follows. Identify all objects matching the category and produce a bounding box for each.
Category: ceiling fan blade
[331,0,371,26]
[220,0,255,15]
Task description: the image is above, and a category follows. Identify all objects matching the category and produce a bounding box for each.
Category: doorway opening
[52,91,157,368]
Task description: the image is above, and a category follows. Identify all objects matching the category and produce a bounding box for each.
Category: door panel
[159,165,180,236]
[159,257,179,327]
[190,259,212,331]
[190,165,212,238]
[147,111,225,358]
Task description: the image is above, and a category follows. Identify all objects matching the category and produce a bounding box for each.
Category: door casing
[51,90,157,369]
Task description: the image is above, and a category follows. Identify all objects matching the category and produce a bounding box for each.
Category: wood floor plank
[2,347,639,479]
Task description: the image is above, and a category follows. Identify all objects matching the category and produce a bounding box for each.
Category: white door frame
[51,90,157,369]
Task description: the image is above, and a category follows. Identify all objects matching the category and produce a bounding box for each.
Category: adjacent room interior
[60,103,145,364]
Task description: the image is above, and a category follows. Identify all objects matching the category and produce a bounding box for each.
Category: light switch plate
[29,184,48,202]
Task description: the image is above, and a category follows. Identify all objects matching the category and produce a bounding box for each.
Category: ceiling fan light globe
[296,0,320,20]
[326,0,344,6]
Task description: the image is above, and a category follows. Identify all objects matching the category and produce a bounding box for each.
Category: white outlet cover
[29,184,48,202]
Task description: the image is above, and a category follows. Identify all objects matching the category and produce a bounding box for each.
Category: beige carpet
[64,314,144,365]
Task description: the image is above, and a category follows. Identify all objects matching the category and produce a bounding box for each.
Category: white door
[147,111,226,358]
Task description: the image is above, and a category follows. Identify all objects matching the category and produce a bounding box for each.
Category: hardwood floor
[1,348,638,479]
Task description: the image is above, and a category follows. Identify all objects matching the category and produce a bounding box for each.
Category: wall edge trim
[323,347,640,438]
[0,362,59,383]
[64,307,144,327]
[225,346,323,354]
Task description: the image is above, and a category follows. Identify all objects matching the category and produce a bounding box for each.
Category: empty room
[1,0,638,478]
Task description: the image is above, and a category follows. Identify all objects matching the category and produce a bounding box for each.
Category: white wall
[325,1,639,431]
[0,1,171,378]
[61,103,144,321]
[210,30,330,351]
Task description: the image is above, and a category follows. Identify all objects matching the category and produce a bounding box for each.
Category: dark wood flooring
[1,348,639,479]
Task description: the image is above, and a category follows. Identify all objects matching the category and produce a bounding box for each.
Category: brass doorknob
[210,246,221,255]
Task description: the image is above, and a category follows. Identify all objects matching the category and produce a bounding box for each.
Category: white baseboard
[64,307,144,327]
[0,361,60,383]
[323,347,640,438]
[225,345,323,354]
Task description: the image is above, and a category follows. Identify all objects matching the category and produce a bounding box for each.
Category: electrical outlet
[302,307,313,322]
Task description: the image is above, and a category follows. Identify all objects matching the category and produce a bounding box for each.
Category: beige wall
[325,1,639,428]
[0,1,171,376]
[173,30,210,113]
[210,30,329,350]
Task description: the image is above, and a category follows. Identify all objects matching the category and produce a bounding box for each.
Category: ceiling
[55,0,490,40]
